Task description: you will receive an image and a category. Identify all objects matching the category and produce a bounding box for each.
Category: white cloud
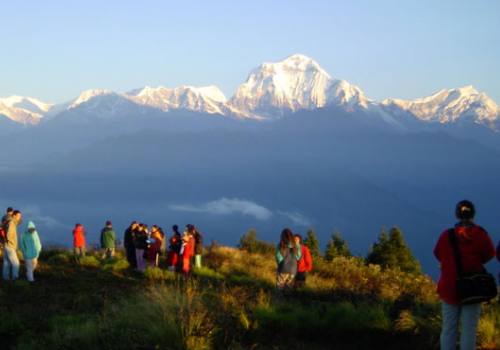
[278,211,312,227]
[169,198,273,221]
[22,205,69,229]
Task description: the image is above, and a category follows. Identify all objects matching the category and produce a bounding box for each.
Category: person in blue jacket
[21,221,42,282]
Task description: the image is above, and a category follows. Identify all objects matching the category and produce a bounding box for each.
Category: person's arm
[21,234,26,254]
[295,243,302,261]
[35,232,42,255]
[276,245,283,264]
[304,247,313,272]
[478,229,495,264]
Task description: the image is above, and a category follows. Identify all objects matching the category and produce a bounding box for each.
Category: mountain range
[1,54,499,132]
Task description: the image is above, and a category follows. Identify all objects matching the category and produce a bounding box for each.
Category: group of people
[71,220,204,275]
[0,208,42,282]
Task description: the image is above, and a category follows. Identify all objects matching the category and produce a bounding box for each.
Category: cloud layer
[170,198,273,221]
[170,198,311,226]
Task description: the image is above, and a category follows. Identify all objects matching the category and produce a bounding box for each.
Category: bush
[79,255,100,268]
[238,229,275,255]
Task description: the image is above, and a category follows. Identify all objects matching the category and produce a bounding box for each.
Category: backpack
[0,220,8,244]
[278,247,298,275]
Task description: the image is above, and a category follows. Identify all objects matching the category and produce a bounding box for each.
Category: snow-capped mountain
[0,95,53,125]
[381,86,500,128]
[229,54,370,118]
[127,85,228,115]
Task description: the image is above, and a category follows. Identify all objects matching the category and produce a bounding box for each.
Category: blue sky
[1,0,499,103]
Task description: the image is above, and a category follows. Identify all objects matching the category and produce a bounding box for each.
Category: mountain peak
[230,54,368,118]
[70,89,114,109]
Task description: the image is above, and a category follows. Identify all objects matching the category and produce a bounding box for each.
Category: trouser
[74,246,86,257]
[195,254,202,268]
[3,246,20,280]
[125,246,137,268]
[294,271,307,288]
[440,301,482,350]
[136,249,146,272]
[25,258,38,282]
[102,248,115,259]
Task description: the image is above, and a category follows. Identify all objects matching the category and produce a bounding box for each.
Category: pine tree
[366,226,421,273]
[324,231,351,261]
[238,229,274,255]
[303,229,321,258]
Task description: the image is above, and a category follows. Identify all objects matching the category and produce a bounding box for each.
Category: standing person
[3,210,22,280]
[275,228,302,292]
[72,223,86,260]
[181,225,195,276]
[294,234,313,288]
[21,221,42,282]
[167,225,182,272]
[100,220,116,259]
[193,228,203,269]
[434,200,495,350]
[148,225,163,267]
[123,221,138,269]
[134,224,148,272]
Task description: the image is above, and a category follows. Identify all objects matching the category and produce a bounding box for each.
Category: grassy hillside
[0,245,498,350]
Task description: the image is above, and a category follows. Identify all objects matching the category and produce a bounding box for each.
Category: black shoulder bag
[448,228,498,304]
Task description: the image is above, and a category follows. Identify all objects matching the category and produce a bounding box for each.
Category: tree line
[239,226,421,274]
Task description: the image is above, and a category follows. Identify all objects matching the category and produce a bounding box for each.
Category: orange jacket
[73,225,86,248]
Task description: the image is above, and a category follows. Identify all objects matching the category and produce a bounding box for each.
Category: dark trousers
[125,246,137,268]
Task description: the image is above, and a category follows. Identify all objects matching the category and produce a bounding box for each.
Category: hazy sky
[1,0,499,103]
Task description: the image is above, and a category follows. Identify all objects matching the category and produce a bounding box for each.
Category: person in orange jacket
[294,233,313,288]
[181,224,196,276]
[73,223,86,259]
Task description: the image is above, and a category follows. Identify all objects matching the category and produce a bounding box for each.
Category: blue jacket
[21,221,42,260]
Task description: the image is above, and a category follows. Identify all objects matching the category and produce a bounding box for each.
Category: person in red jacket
[72,223,86,260]
[181,224,196,276]
[434,200,495,350]
[294,233,313,288]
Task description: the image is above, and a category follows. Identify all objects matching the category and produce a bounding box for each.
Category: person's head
[294,233,302,245]
[27,221,36,233]
[455,200,475,222]
[172,224,179,233]
[12,210,22,222]
[280,228,294,246]
[151,225,159,233]
[131,221,139,229]
[186,224,195,234]
[6,207,13,214]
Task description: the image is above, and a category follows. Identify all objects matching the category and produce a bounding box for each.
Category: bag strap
[447,228,464,277]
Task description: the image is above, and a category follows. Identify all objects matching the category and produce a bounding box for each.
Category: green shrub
[79,255,100,268]
[47,252,71,265]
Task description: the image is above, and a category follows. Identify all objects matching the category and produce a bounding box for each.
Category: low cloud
[278,211,312,227]
[170,198,273,221]
[23,205,69,229]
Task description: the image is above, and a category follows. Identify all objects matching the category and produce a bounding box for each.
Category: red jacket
[297,245,313,273]
[73,225,86,248]
[434,223,495,305]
